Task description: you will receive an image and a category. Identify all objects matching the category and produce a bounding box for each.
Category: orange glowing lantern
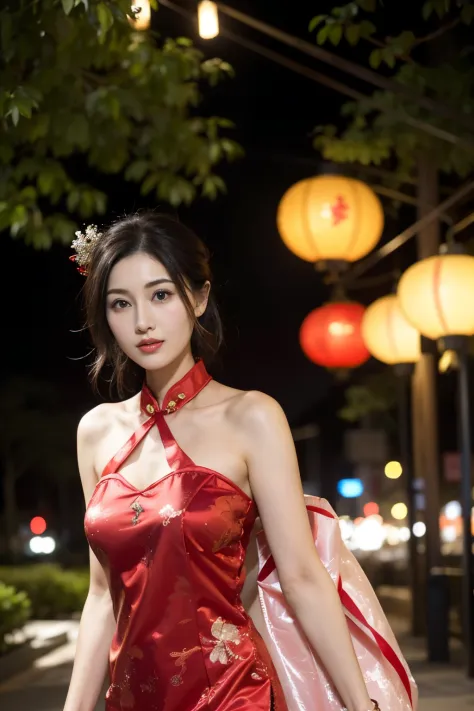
[397,250,474,341]
[277,175,384,265]
[362,294,421,366]
[299,302,370,369]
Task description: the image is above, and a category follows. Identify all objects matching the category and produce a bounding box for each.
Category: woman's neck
[144,351,196,407]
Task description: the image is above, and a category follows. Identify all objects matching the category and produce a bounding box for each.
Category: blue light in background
[337,478,364,498]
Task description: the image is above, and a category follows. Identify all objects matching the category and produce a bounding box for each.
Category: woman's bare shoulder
[77,394,139,444]
[212,381,281,426]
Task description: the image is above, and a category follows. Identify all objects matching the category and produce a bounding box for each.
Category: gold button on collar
[146,404,155,415]
[166,400,177,413]
[177,393,186,400]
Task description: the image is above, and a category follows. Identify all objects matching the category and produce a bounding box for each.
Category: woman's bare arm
[63,409,116,711]
[237,391,375,711]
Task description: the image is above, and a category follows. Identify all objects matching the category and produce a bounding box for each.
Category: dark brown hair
[83,212,223,397]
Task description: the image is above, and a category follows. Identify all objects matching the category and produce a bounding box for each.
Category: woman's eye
[111,299,129,309]
[153,290,171,302]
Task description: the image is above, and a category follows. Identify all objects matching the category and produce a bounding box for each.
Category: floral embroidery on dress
[131,498,144,525]
[160,503,184,526]
[209,496,247,553]
[169,645,201,686]
[202,617,245,665]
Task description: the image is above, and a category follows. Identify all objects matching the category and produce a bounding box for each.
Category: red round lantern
[299,302,370,369]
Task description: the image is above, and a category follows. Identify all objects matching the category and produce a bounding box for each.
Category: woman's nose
[135,305,155,334]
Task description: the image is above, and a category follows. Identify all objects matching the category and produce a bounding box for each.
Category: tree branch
[412,16,460,47]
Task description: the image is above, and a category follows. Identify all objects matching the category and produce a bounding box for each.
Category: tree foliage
[338,371,399,427]
[309,0,474,188]
[309,1,474,420]
[0,0,242,248]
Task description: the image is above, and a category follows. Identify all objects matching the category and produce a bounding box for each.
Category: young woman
[63,212,380,711]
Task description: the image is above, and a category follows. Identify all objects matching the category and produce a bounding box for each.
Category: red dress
[84,360,288,711]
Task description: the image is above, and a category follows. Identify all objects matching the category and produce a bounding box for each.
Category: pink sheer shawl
[254,495,418,711]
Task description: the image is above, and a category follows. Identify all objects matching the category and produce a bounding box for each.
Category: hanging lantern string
[343,179,474,286]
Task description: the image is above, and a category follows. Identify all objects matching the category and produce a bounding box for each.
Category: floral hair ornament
[69,224,103,275]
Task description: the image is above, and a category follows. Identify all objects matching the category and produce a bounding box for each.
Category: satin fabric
[84,361,286,711]
[256,496,418,711]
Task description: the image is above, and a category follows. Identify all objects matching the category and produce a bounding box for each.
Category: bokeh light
[385,461,403,479]
[363,501,379,517]
[391,502,408,520]
[30,516,47,535]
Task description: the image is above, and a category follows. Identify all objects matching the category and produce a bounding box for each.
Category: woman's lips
[137,341,164,353]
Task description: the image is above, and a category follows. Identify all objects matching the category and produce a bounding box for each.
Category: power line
[159,0,474,152]
[344,179,474,283]
[160,1,474,280]
[217,2,474,136]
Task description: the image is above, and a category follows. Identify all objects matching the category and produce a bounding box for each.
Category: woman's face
[106,252,209,369]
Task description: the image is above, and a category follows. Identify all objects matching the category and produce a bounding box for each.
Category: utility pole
[412,155,449,660]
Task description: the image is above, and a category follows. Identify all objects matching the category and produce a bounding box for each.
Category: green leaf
[328,23,343,46]
[125,160,149,181]
[461,3,474,24]
[97,3,114,40]
[358,20,376,38]
[94,191,107,213]
[357,0,376,11]
[37,171,56,196]
[10,205,28,237]
[382,49,396,68]
[345,24,361,45]
[10,105,19,126]
[61,0,74,14]
[316,25,329,44]
[209,141,222,163]
[369,49,382,68]
[66,190,80,212]
[392,30,416,54]
[202,174,226,199]
[141,173,159,195]
[309,15,327,32]
[422,1,433,19]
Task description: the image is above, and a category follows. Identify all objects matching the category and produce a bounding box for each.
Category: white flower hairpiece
[70,224,103,275]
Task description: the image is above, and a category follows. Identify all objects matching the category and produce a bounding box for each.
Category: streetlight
[398,242,474,676]
[198,1,219,39]
[129,1,151,30]
[362,293,425,637]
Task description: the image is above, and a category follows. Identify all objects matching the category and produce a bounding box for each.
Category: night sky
[1,1,464,544]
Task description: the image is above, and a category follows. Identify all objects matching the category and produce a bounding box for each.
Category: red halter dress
[84,360,288,711]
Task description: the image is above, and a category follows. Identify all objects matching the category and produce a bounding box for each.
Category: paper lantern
[397,252,474,340]
[362,294,421,365]
[277,175,384,264]
[300,302,370,369]
[198,1,219,39]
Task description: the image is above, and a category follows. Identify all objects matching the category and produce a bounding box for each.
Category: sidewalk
[391,615,474,711]
[0,619,473,710]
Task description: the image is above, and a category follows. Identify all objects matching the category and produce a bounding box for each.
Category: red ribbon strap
[257,504,413,708]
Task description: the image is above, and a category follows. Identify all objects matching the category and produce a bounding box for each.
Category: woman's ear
[194,281,211,318]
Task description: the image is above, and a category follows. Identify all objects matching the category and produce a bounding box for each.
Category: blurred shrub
[0,582,32,654]
[0,565,89,619]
